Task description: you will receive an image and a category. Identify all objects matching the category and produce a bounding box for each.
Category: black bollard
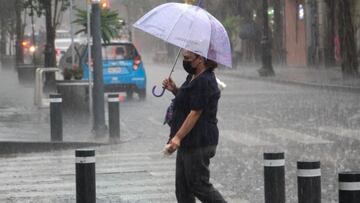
[76,149,96,203]
[50,94,63,141]
[108,94,120,141]
[264,152,285,203]
[297,161,321,203]
[339,171,360,203]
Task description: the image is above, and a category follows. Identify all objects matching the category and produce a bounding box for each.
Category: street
[0,0,359,202]
[0,59,359,202]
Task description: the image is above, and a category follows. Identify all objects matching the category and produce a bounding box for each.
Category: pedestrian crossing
[222,130,274,146]
[0,151,243,203]
[263,128,332,144]
[221,126,360,147]
[146,116,360,147]
[1,114,359,202]
[318,126,360,141]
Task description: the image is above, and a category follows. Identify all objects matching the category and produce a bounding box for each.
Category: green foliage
[63,64,83,80]
[73,8,123,44]
[73,8,88,33]
[23,0,44,17]
[0,0,17,34]
[23,0,70,18]
[223,15,243,41]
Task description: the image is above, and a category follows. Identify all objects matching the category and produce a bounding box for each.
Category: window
[298,4,305,20]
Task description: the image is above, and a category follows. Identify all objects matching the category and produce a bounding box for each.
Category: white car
[55,30,86,64]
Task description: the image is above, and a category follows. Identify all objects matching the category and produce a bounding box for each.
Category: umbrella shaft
[168,48,182,79]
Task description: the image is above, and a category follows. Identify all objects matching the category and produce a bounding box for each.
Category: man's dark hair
[194,53,218,71]
[204,58,218,71]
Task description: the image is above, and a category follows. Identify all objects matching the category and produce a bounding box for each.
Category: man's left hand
[164,137,180,154]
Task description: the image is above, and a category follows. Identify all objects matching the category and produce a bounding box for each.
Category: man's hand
[164,136,180,154]
[162,78,177,94]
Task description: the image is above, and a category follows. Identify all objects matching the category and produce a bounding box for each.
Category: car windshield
[55,41,71,47]
[56,31,71,38]
[102,44,137,60]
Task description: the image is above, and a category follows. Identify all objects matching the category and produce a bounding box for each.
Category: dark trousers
[175,146,227,203]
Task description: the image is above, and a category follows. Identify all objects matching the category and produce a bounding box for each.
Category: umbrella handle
[152,85,165,97]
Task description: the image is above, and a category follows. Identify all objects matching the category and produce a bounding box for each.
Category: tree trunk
[15,0,24,64]
[9,20,16,56]
[44,0,56,68]
[273,0,284,64]
[337,0,359,78]
[43,0,56,91]
[0,18,7,56]
[324,0,335,66]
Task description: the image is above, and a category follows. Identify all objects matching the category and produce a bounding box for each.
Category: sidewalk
[218,64,360,92]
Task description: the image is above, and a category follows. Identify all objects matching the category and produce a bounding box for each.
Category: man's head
[182,49,218,72]
[182,50,203,68]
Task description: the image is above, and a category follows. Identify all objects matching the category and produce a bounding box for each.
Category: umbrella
[133,2,232,97]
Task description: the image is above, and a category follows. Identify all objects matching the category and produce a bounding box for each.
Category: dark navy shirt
[170,69,220,149]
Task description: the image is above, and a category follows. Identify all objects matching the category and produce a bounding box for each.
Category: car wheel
[126,90,134,100]
[138,89,146,100]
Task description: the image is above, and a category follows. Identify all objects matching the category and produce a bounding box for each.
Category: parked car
[59,41,147,100]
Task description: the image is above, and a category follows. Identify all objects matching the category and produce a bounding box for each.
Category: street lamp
[70,0,75,69]
[86,0,93,128]
[100,0,110,9]
[91,0,107,137]
[258,0,275,77]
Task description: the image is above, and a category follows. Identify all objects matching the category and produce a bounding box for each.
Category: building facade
[284,0,360,67]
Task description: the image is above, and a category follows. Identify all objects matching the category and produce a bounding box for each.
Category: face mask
[182,60,196,74]
[183,56,199,75]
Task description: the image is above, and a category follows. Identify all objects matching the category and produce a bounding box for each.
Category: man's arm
[167,110,203,152]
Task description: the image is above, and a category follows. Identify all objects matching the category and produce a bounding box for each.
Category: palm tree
[73,8,123,44]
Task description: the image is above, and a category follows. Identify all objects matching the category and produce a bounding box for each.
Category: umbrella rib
[165,5,194,42]
[205,13,213,59]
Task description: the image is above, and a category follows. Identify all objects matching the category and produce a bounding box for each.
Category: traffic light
[100,0,109,9]
[21,40,29,47]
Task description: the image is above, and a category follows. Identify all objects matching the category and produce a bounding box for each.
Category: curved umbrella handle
[152,85,166,97]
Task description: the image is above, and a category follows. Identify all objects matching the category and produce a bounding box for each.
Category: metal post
[87,1,93,124]
[108,94,120,141]
[264,152,285,203]
[76,149,96,203]
[258,0,275,77]
[297,161,321,203]
[70,0,75,67]
[50,94,63,141]
[339,172,360,203]
[91,0,106,137]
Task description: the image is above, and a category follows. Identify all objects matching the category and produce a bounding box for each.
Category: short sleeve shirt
[170,69,220,149]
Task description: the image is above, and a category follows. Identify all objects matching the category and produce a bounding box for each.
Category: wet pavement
[0,58,360,202]
[218,63,360,91]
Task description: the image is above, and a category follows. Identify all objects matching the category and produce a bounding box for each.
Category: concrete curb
[221,71,360,93]
[0,141,108,155]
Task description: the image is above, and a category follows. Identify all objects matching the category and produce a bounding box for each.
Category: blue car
[81,42,147,99]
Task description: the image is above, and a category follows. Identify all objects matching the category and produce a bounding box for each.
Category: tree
[39,0,69,68]
[0,0,16,56]
[23,0,69,67]
[15,0,24,64]
[324,0,336,66]
[272,0,284,64]
[73,8,123,44]
[337,0,359,78]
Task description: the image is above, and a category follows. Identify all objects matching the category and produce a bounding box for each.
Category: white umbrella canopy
[133,2,232,68]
